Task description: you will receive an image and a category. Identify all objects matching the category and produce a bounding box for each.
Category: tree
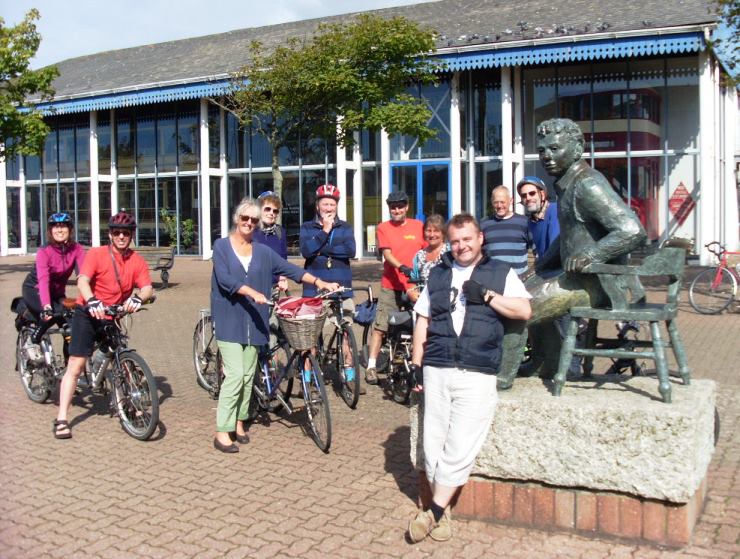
[0,9,58,160]
[708,0,739,85]
[218,14,439,196]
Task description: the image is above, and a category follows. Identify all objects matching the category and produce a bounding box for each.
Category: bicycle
[80,302,160,440]
[12,297,75,403]
[251,295,333,452]
[315,286,362,409]
[359,286,415,405]
[689,242,739,314]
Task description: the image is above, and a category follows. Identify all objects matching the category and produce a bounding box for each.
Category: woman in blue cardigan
[211,198,338,453]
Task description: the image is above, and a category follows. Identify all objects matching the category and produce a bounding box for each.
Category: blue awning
[437,32,705,71]
[33,79,232,116]
[32,32,705,115]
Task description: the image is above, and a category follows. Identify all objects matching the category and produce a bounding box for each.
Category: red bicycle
[688,242,739,314]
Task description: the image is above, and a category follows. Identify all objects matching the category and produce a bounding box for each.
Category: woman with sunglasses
[20,213,86,360]
[211,198,339,453]
[253,191,289,292]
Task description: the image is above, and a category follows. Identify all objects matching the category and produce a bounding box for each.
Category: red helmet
[316,184,340,202]
[108,210,137,230]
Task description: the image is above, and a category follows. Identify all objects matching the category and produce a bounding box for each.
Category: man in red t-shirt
[365,191,426,385]
[53,211,154,440]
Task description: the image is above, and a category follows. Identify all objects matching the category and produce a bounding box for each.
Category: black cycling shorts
[68,306,104,358]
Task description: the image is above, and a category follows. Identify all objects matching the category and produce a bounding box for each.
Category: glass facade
[1,53,714,257]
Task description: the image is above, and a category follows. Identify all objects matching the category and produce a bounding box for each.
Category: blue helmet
[48,212,73,226]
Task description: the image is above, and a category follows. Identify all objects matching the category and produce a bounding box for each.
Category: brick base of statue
[417,471,707,546]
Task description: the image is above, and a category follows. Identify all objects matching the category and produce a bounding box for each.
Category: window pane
[59,183,74,213]
[118,180,135,214]
[628,59,665,151]
[419,80,451,159]
[157,116,177,172]
[43,131,57,177]
[475,161,503,218]
[279,170,301,252]
[208,108,219,168]
[178,176,199,254]
[136,117,156,173]
[557,65,593,143]
[468,69,502,156]
[76,125,90,176]
[44,183,58,216]
[226,113,247,168]
[228,174,248,218]
[58,127,75,179]
[76,182,91,245]
[98,121,112,172]
[117,118,135,175]
[250,128,272,168]
[25,154,41,180]
[99,182,111,243]
[302,137,326,166]
[665,153,699,241]
[523,67,556,153]
[137,178,156,246]
[666,57,699,150]
[26,184,42,249]
[210,178,221,243]
[360,130,380,162]
[362,167,382,254]
[592,62,628,152]
[158,178,177,247]
[177,113,199,171]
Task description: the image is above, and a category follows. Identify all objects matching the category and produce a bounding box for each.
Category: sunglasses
[520,190,540,199]
[111,229,132,237]
[388,203,407,211]
[239,215,260,225]
[262,207,280,215]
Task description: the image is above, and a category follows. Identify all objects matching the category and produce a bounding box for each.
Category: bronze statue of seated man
[498,118,647,388]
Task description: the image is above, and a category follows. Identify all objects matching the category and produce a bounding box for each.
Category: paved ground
[0,256,738,558]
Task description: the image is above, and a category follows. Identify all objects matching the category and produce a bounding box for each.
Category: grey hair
[536,118,584,146]
[490,184,511,201]
[232,197,259,227]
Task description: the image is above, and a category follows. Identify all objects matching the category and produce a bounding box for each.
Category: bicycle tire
[337,325,361,409]
[689,267,736,314]
[193,315,223,398]
[249,343,294,419]
[110,350,159,441]
[387,354,412,405]
[16,327,52,403]
[301,352,332,452]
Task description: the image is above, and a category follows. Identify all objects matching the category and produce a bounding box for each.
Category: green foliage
[220,14,439,194]
[0,9,59,160]
[160,208,195,249]
[708,0,739,85]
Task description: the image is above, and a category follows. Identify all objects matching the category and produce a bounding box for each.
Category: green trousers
[216,341,258,433]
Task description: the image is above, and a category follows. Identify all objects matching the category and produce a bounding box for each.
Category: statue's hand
[564,253,592,272]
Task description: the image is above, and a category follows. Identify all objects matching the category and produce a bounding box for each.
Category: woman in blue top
[253,191,289,292]
[211,197,338,453]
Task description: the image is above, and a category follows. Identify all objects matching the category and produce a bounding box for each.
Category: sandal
[53,419,72,440]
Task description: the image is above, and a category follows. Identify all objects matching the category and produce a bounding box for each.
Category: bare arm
[77,275,95,303]
[411,314,428,367]
[484,290,532,321]
[381,248,403,270]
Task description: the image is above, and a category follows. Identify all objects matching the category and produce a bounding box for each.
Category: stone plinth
[410,377,716,503]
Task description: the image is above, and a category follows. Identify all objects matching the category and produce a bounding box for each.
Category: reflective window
[136,117,156,173]
[178,176,199,254]
[137,178,156,246]
[25,154,41,180]
[591,62,628,152]
[6,152,20,181]
[177,113,199,171]
[522,67,556,153]
[360,130,380,162]
[157,116,177,172]
[251,128,272,168]
[465,69,502,156]
[118,180,135,214]
[76,182,91,245]
[26,184,42,249]
[390,78,452,159]
[226,113,247,168]
[227,174,248,217]
[475,161,503,219]
[362,166,382,253]
[117,118,135,174]
[58,127,76,178]
[76,125,90,177]
[99,183,111,243]
[98,121,112,173]
[209,178,221,243]
[7,187,22,248]
[666,58,699,150]
[43,131,57,177]
[208,108,219,168]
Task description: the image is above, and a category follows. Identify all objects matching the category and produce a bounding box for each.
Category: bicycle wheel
[387,355,412,405]
[16,327,52,403]
[689,267,736,314]
[301,352,332,452]
[193,315,223,398]
[265,342,293,413]
[110,350,159,440]
[337,325,361,409]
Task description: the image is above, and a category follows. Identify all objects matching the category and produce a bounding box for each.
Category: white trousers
[423,365,498,487]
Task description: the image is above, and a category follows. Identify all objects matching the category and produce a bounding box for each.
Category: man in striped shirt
[480,185,532,276]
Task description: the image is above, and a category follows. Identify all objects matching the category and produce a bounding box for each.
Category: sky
[1,0,422,69]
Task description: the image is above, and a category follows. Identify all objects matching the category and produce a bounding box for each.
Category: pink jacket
[34,243,86,307]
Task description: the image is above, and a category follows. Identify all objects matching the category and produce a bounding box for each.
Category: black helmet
[48,212,73,226]
[386,191,409,204]
[108,210,137,230]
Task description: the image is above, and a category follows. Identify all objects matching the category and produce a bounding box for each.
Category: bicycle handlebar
[101,296,157,317]
[705,242,725,258]
[350,285,375,302]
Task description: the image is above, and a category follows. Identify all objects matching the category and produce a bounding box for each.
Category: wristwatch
[484,290,496,304]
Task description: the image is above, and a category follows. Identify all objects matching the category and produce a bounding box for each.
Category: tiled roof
[43,0,717,101]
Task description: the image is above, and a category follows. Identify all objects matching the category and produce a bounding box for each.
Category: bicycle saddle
[388,310,412,326]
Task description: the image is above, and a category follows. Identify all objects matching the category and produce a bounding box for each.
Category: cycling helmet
[108,210,137,230]
[316,184,340,202]
[516,176,547,193]
[48,212,73,226]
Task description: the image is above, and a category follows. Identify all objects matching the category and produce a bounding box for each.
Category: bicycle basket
[278,310,327,350]
[354,299,377,326]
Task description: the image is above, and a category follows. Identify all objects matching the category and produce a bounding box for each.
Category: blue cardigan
[211,238,305,346]
[299,218,355,297]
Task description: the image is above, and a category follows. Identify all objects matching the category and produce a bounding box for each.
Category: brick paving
[0,256,737,558]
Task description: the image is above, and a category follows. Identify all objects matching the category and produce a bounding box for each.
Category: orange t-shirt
[76,246,152,306]
[377,218,426,291]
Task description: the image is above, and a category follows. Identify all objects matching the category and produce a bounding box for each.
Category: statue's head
[536,118,584,177]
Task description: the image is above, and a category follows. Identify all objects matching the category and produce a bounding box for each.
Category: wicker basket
[278,310,327,350]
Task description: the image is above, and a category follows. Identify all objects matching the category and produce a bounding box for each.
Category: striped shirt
[480,213,532,275]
